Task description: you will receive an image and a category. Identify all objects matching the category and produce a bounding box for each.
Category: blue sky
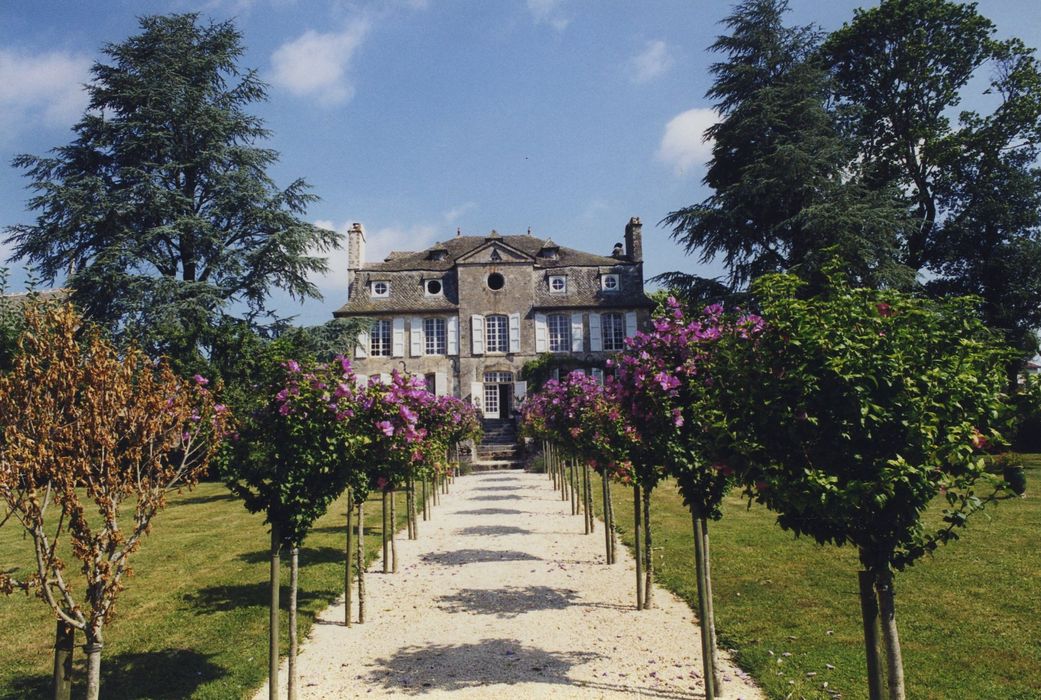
[1,0,1039,325]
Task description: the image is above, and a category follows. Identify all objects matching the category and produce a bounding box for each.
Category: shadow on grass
[176,492,237,506]
[469,494,522,502]
[235,545,348,567]
[436,585,580,618]
[419,549,541,566]
[184,581,336,614]
[455,525,532,537]
[454,508,526,516]
[3,649,225,700]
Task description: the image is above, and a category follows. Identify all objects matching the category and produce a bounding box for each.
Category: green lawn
[592,458,1041,700]
[0,485,416,699]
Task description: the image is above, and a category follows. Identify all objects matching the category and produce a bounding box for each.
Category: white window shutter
[514,380,527,402]
[570,313,584,352]
[410,317,423,356]
[508,313,521,353]
[470,381,483,408]
[471,315,485,355]
[589,313,603,352]
[355,373,368,386]
[534,313,548,353]
[447,316,459,355]
[379,372,391,384]
[591,368,604,385]
[625,311,638,338]
[355,328,369,358]
[434,371,448,396]
[392,318,405,357]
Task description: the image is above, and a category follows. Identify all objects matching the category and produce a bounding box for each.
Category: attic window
[487,272,505,291]
[539,247,559,260]
[549,275,567,294]
[428,248,449,261]
[601,274,619,292]
[371,281,390,298]
[425,279,443,296]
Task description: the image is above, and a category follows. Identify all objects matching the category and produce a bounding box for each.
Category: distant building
[334,217,654,420]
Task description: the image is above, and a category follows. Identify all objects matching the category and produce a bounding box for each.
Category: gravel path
[253,470,762,699]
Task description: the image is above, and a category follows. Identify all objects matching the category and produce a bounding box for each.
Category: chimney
[346,222,366,299]
[624,216,643,263]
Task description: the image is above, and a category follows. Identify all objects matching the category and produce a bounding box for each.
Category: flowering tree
[223,355,362,700]
[0,303,227,700]
[708,271,1020,700]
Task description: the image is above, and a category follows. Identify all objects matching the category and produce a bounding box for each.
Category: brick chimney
[624,216,643,263]
[346,222,366,299]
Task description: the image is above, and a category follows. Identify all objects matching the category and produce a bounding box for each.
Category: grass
[0,484,421,699]
[586,457,1041,700]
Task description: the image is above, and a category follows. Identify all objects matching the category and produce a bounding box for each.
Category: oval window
[487,272,505,291]
[426,279,443,295]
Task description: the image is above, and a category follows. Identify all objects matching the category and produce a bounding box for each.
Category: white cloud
[0,49,91,137]
[657,107,718,176]
[442,202,477,224]
[526,0,570,31]
[629,40,673,84]
[270,19,371,105]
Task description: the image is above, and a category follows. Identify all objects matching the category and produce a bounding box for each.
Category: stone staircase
[472,419,524,470]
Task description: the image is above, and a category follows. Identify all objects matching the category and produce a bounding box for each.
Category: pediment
[456,241,533,265]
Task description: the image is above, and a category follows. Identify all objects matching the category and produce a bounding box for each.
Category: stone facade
[333,218,654,419]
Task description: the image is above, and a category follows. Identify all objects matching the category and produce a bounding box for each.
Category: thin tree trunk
[691,508,715,700]
[345,495,353,627]
[581,462,589,534]
[701,517,721,696]
[422,477,428,521]
[561,455,568,502]
[390,488,398,573]
[570,460,578,515]
[642,485,654,609]
[858,569,885,700]
[52,620,73,700]
[382,489,390,574]
[269,523,280,700]
[288,546,299,700]
[601,469,612,562]
[585,462,595,534]
[84,634,102,700]
[606,473,616,564]
[876,569,906,700]
[550,443,557,488]
[633,484,644,610]
[357,501,366,624]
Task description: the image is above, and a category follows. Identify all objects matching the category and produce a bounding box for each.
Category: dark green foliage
[3,14,337,365]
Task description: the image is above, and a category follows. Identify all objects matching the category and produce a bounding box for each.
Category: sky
[1,0,1039,326]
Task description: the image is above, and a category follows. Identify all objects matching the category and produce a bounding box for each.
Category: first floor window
[370,319,391,356]
[602,312,625,351]
[548,314,569,352]
[424,317,447,355]
[486,314,508,352]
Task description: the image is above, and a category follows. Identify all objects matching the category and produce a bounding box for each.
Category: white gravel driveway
[253,470,762,699]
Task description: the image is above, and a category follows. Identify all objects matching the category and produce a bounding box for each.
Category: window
[483,371,514,383]
[549,275,567,294]
[485,314,508,352]
[601,274,619,292]
[370,319,392,356]
[548,314,570,352]
[424,318,447,355]
[487,272,505,291]
[425,279,443,296]
[371,280,390,297]
[602,312,625,352]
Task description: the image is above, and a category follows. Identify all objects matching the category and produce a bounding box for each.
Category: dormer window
[538,239,560,260]
[601,274,619,292]
[549,275,567,294]
[371,280,390,298]
[428,247,449,261]
[425,278,443,296]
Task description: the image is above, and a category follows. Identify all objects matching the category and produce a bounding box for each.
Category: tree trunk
[601,469,612,563]
[345,495,353,627]
[550,443,557,488]
[581,462,589,534]
[390,488,398,573]
[858,569,885,700]
[83,634,103,700]
[422,477,428,521]
[382,489,390,574]
[606,473,616,564]
[633,484,644,611]
[52,619,73,700]
[876,569,906,700]
[585,462,595,534]
[269,523,280,700]
[691,508,715,700]
[357,501,366,624]
[570,460,578,515]
[642,485,654,609]
[701,517,721,696]
[288,546,299,700]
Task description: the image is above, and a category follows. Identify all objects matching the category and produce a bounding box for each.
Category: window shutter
[508,313,521,353]
[591,368,604,385]
[625,311,638,338]
[355,328,369,358]
[379,372,391,384]
[410,317,423,356]
[470,381,483,409]
[355,373,368,386]
[434,371,448,396]
[471,315,485,355]
[392,318,405,357]
[570,313,584,352]
[589,313,603,352]
[514,380,527,402]
[534,313,548,353]
[447,316,459,355]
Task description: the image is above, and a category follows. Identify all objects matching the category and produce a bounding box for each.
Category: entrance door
[497,383,512,419]
[483,383,500,419]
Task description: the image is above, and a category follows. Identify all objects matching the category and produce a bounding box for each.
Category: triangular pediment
[456,240,533,264]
